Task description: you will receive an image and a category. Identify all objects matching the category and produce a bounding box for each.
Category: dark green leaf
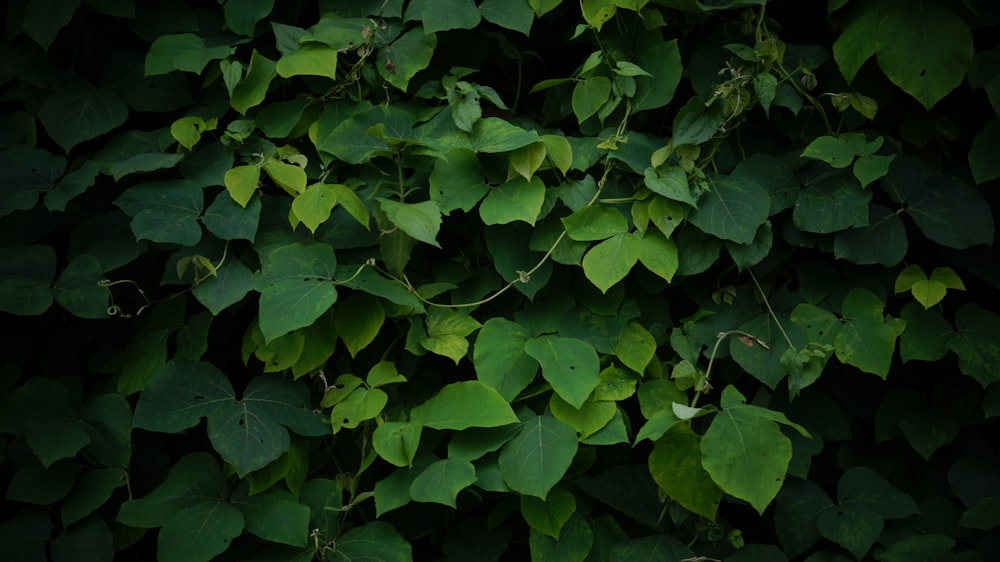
[688,174,769,244]
[529,513,594,561]
[231,486,309,547]
[794,174,871,233]
[422,0,481,33]
[327,521,412,562]
[409,458,477,507]
[257,243,339,343]
[499,414,578,499]
[379,26,437,92]
[948,304,1000,387]
[649,423,723,520]
[817,504,882,560]
[114,179,204,246]
[145,33,233,76]
[525,335,600,408]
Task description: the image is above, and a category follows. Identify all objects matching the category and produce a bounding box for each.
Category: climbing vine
[1,0,999,560]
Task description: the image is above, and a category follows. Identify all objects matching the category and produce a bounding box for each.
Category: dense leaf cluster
[1,0,999,560]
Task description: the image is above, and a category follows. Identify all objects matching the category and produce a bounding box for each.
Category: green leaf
[429,148,489,213]
[672,97,726,147]
[133,361,327,475]
[145,33,233,76]
[23,0,82,50]
[192,261,256,315]
[262,158,307,196]
[610,534,694,561]
[276,44,338,80]
[53,255,109,319]
[572,76,612,123]
[582,233,641,293]
[835,288,898,378]
[853,154,894,188]
[479,176,546,226]
[701,386,794,514]
[224,165,260,208]
[327,521,412,562]
[38,85,128,152]
[649,423,723,520]
[794,174,871,233]
[409,458,477,507]
[202,191,261,242]
[61,469,125,525]
[549,394,617,439]
[231,50,278,115]
[334,292,384,357]
[837,466,919,519]
[644,166,698,207]
[328,183,370,228]
[329,387,387,433]
[637,229,679,283]
[969,119,1000,184]
[899,410,958,460]
[378,198,443,247]
[833,204,907,266]
[257,243,339,343]
[230,486,309,547]
[411,381,518,430]
[817,504,883,560]
[379,26,437,92]
[614,321,656,374]
[521,488,576,539]
[876,0,974,109]
[374,421,423,467]
[117,452,229,528]
[561,206,629,241]
[801,135,857,169]
[472,117,540,153]
[875,534,959,562]
[832,0,883,83]
[499,414,578,499]
[50,516,114,562]
[948,304,1000,387]
[632,39,682,112]
[473,318,539,401]
[420,306,482,363]
[480,0,534,34]
[0,244,56,315]
[422,0,481,33]
[775,478,834,557]
[114,179,203,246]
[898,303,953,363]
[524,336,600,409]
[510,142,547,180]
[224,0,273,36]
[688,174,770,244]
[529,513,594,561]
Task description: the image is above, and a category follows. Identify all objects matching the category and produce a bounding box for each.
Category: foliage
[1,0,999,560]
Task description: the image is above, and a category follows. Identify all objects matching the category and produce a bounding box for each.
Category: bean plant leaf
[257,242,339,343]
[479,0,534,35]
[701,386,795,514]
[410,381,518,430]
[969,120,1000,184]
[948,304,1000,387]
[327,521,412,562]
[633,39,682,112]
[521,487,576,539]
[524,336,601,408]
[145,34,234,76]
[422,0,481,33]
[379,199,443,248]
[114,179,203,246]
[582,233,641,293]
[133,361,327,476]
[835,288,898,378]
[473,318,539,401]
[429,148,489,213]
[420,306,482,363]
[876,0,974,110]
[688,174,770,244]
[562,206,628,241]
[379,26,436,91]
[479,176,546,226]
[649,423,723,520]
[499,414,578,499]
[38,85,128,152]
[335,292,384,357]
[409,458,477,507]
[373,421,423,467]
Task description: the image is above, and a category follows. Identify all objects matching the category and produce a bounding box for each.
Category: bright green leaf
[499,414,578,499]
[479,176,546,226]
[525,335,600,409]
[411,381,518,430]
[409,458,477,507]
[379,198,443,247]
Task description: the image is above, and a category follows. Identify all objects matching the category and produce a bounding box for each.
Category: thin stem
[747,269,795,350]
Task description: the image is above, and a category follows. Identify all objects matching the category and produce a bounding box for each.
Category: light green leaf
[410,381,518,430]
[521,488,576,539]
[373,421,423,467]
[801,135,858,169]
[38,85,128,152]
[420,306,482,363]
[572,76,612,123]
[876,0,974,109]
[637,229,679,283]
[582,233,640,293]
[835,287,898,378]
[510,142,547,181]
[499,414,578,499]
[330,387,387,433]
[409,458,477,507]
[562,205,629,241]
[291,183,337,234]
[581,0,616,30]
[701,386,793,514]
[276,43,338,80]
[549,394,616,439]
[231,50,278,115]
[524,336,600,409]
[472,117,540,153]
[223,165,260,208]
[328,183,369,228]
[479,176,546,225]
[335,293,384,357]
[262,158,307,196]
[145,34,233,76]
[379,198,443,247]
[473,318,539,401]
[649,423,723,520]
[688,174,769,244]
[379,26,437,92]
[430,148,489,213]
[643,166,698,207]
[614,321,656,374]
